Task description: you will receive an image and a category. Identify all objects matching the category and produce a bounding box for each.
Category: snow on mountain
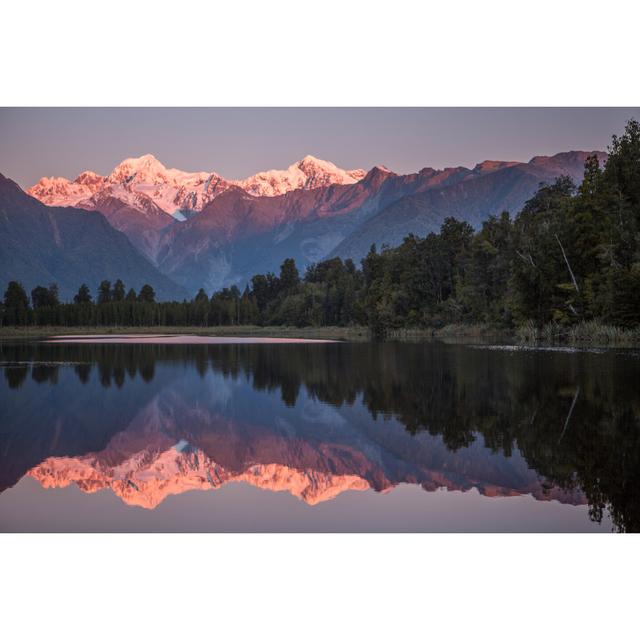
[103,154,228,214]
[235,154,367,196]
[28,172,105,206]
[27,153,367,216]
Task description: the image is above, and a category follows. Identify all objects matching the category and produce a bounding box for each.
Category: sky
[1,107,638,189]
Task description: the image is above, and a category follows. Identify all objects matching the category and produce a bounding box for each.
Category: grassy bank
[516,320,640,346]
[0,325,371,341]
[0,323,511,342]
[386,321,640,346]
[384,323,514,341]
[1,321,638,346]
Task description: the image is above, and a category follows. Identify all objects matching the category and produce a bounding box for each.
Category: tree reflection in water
[1,340,638,531]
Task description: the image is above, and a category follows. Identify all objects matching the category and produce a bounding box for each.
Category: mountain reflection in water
[1,340,639,532]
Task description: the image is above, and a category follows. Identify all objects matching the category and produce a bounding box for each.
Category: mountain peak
[108,154,168,184]
[236,156,366,197]
[295,155,341,174]
[529,150,607,164]
[364,165,394,179]
[528,150,608,175]
[27,174,103,207]
[74,170,105,186]
[296,155,366,181]
[126,153,163,166]
[299,153,323,164]
[472,160,520,174]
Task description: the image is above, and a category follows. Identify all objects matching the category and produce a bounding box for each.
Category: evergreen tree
[97,280,112,304]
[459,212,514,324]
[113,279,126,302]
[195,288,209,303]
[193,288,210,326]
[279,258,300,292]
[2,281,29,325]
[74,283,92,304]
[138,284,156,303]
[31,285,58,309]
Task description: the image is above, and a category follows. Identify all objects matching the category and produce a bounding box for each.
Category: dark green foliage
[138,284,156,303]
[279,258,300,293]
[74,284,92,304]
[31,283,59,309]
[112,279,126,302]
[2,281,29,325]
[458,212,514,324]
[97,280,112,304]
[4,281,29,309]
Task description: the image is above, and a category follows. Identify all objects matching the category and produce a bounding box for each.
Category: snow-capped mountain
[28,154,230,218]
[102,154,230,217]
[27,153,366,217]
[28,171,105,207]
[236,155,366,196]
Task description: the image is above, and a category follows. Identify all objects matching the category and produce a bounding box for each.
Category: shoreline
[1,322,638,347]
[0,325,371,341]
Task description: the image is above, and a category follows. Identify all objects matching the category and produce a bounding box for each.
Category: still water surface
[1,337,638,532]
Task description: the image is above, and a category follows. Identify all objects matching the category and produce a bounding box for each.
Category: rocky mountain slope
[331,151,608,261]
[0,174,187,300]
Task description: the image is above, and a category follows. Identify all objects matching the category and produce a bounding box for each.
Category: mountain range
[1,149,608,298]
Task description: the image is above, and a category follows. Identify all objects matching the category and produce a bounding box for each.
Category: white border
[1,0,639,106]
[1,534,639,639]
[1,1,639,639]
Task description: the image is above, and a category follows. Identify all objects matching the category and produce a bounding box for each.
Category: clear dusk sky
[1,107,638,189]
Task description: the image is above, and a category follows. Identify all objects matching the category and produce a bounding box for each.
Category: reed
[516,320,640,346]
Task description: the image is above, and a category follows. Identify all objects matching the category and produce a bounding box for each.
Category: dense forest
[2,119,639,336]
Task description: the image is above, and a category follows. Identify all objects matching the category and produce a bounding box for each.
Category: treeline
[0,276,261,328]
[1,278,168,327]
[2,120,639,334]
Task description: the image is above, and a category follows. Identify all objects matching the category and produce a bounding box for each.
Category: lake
[1,337,638,532]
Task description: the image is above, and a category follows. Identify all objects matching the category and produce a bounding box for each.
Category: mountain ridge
[27,153,367,214]
[21,149,608,294]
[0,173,188,300]
[330,150,608,262]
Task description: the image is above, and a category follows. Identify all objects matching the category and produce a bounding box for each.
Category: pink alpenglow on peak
[28,173,105,207]
[472,160,520,174]
[27,153,368,216]
[235,154,367,197]
[28,448,371,509]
